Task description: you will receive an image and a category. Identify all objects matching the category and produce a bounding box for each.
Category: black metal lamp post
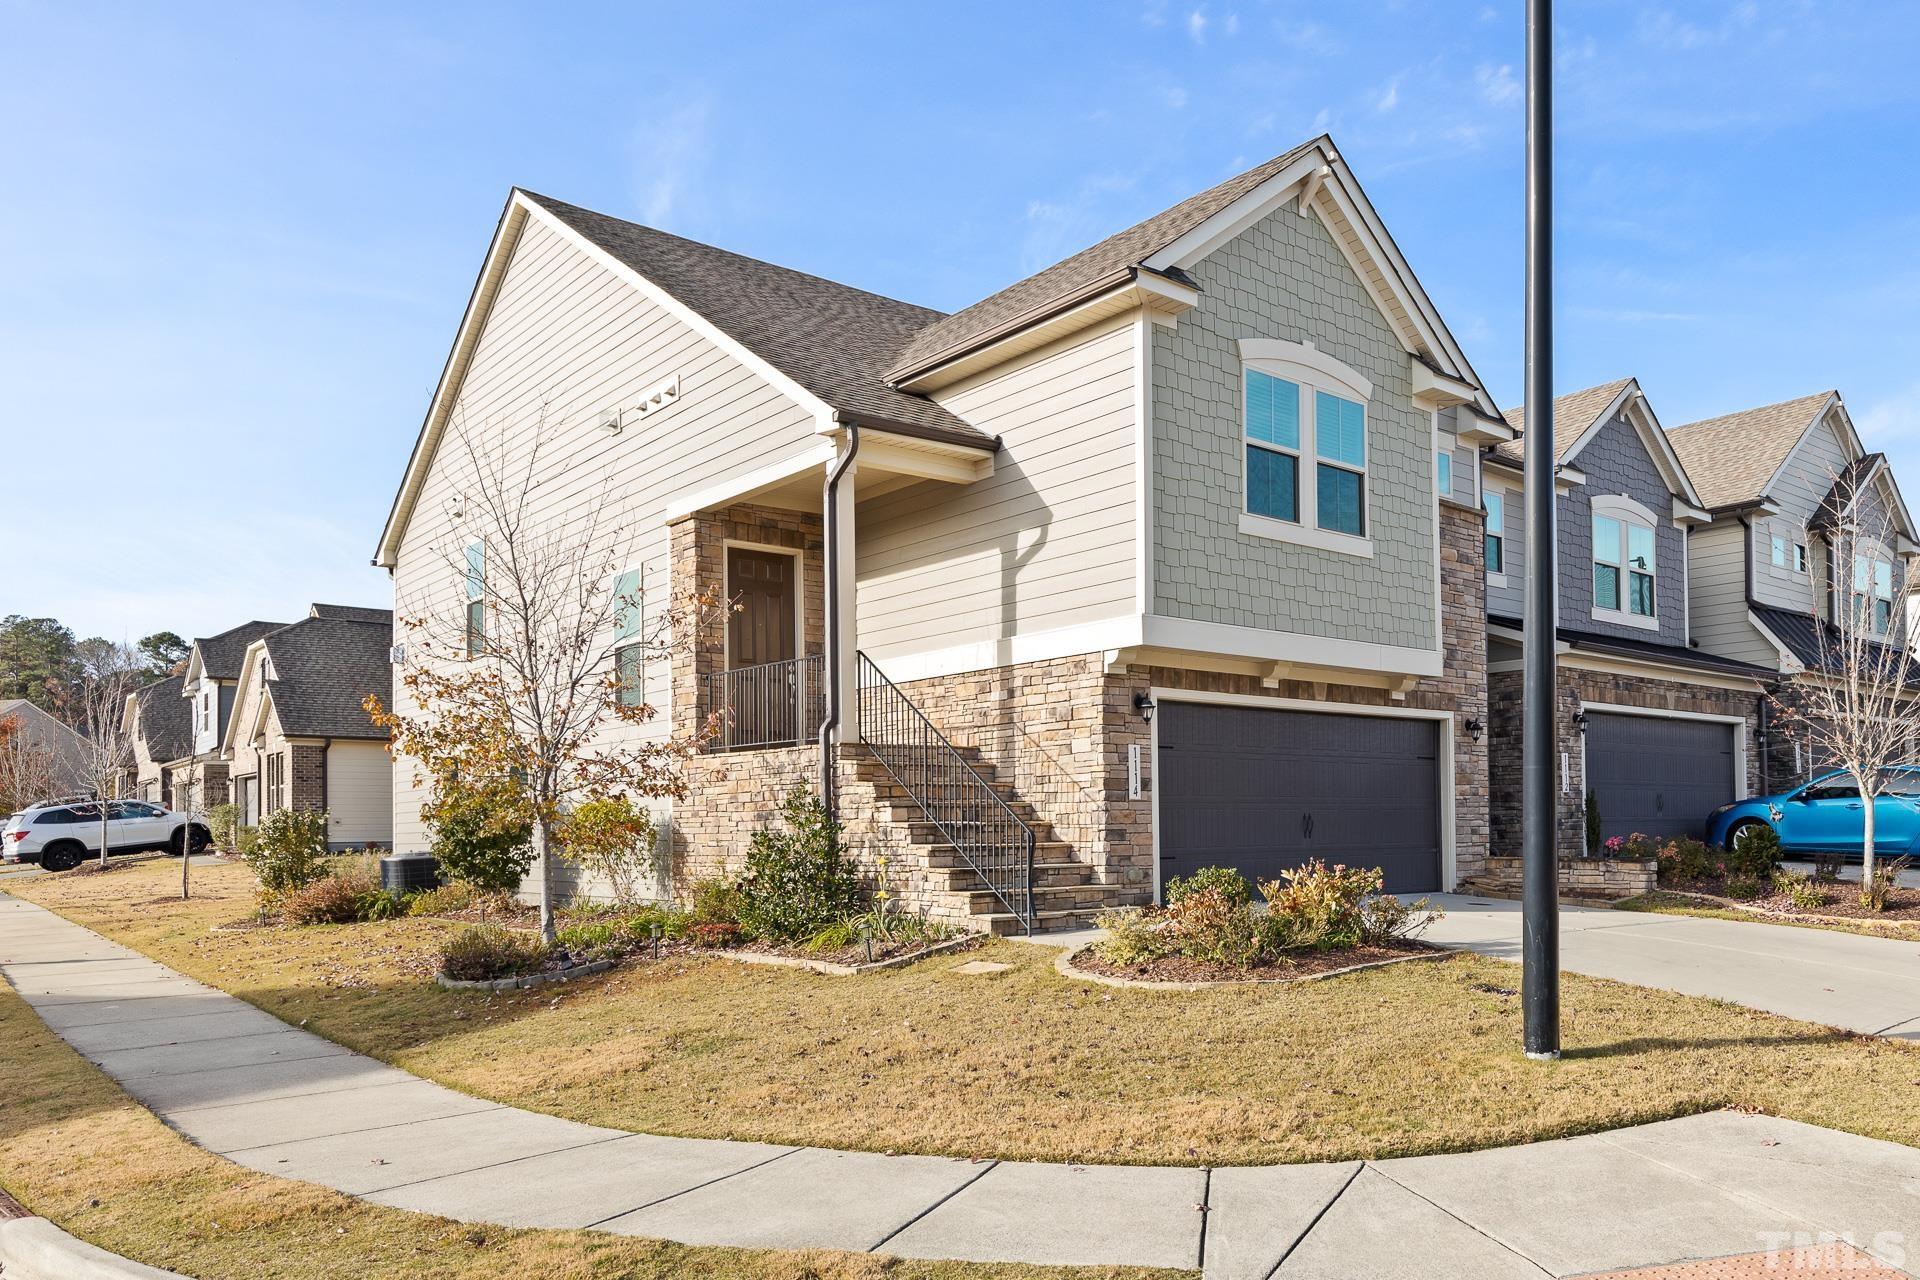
[1522,0,1562,1060]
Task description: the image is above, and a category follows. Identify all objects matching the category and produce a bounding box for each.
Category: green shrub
[282,870,374,925]
[406,882,476,917]
[1724,872,1763,901]
[805,920,861,953]
[1163,887,1262,968]
[1723,826,1781,879]
[554,921,617,954]
[687,877,741,925]
[425,780,533,894]
[558,796,658,906]
[732,788,862,942]
[1165,865,1252,907]
[244,809,330,897]
[234,825,261,858]
[612,905,688,944]
[1356,891,1436,946]
[1773,871,1829,911]
[206,802,240,849]
[1654,837,1717,885]
[355,888,408,921]
[1584,791,1603,855]
[1860,855,1913,913]
[1093,907,1171,966]
[438,925,551,981]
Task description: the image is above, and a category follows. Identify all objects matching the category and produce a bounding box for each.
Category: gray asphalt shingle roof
[193,621,290,682]
[888,138,1326,380]
[309,603,393,625]
[1492,379,1634,466]
[133,675,191,763]
[259,613,393,740]
[1664,391,1835,510]
[522,193,992,450]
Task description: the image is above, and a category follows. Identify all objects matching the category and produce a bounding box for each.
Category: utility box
[380,852,441,894]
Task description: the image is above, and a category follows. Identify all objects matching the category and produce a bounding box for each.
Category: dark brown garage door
[1585,712,1735,843]
[1157,703,1442,895]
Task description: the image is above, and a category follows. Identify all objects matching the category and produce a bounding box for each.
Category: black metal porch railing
[857,653,1035,930]
[700,654,825,752]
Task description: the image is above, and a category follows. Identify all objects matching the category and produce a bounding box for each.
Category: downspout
[819,423,861,817]
[320,738,332,848]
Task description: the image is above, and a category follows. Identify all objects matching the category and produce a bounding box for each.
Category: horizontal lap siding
[1753,420,1848,615]
[856,318,1136,664]
[1686,520,1775,665]
[324,740,392,847]
[388,215,816,852]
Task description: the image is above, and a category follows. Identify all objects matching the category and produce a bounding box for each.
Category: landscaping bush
[282,870,375,925]
[1602,832,1660,861]
[805,920,861,953]
[243,809,330,898]
[554,921,617,955]
[687,920,744,949]
[425,779,534,894]
[1258,861,1380,952]
[1773,870,1829,911]
[206,802,240,850]
[732,787,862,942]
[687,877,741,925]
[1164,865,1252,907]
[1723,872,1763,901]
[1723,826,1781,879]
[557,795,658,906]
[355,887,408,921]
[406,882,476,916]
[1093,907,1171,966]
[1654,836,1716,885]
[438,925,551,981]
[1860,856,1913,913]
[1164,886,1262,968]
[234,824,261,858]
[614,904,690,945]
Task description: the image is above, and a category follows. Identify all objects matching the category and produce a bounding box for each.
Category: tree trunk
[181,772,191,902]
[1862,783,1878,893]
[97,802,109,869]
[534,816,556,945]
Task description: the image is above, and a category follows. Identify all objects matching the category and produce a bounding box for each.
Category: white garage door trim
[1147,687,1457,901]
[1576,700,1748,806]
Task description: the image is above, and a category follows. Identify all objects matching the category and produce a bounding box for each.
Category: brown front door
[727,548,796,668]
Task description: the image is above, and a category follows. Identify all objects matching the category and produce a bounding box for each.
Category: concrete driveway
[1424,893,1920,1039]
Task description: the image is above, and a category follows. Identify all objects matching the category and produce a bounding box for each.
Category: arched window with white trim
[1236,338,1374,557]
[1590,494,1659,629]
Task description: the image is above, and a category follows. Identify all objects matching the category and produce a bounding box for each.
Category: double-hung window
[1854,553,1895,637]
[612,568,644,707]
[1435,450,1452,499]
[1591,498,1657,627]
[464,542,486,657]
[1238,339,1372,554]
[1483,489,1505,575]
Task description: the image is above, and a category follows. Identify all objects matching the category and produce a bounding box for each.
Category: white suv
[3,801,211,872]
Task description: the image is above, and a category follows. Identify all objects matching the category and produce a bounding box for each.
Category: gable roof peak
[1492,378,1637,465]
[1664,389,1842,509]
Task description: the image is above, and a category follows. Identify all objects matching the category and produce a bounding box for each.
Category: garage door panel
[1586,712,1734,842]
[1158,704,1441,894]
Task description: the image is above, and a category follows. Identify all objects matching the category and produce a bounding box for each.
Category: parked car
[1706,767,1920,857]
[2,800,211,872]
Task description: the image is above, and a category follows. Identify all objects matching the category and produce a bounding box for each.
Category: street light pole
[1522,0,1562,1059]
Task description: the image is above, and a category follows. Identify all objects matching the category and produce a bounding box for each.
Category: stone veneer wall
[1473,854,1657,902]
[1489,665,1762,857]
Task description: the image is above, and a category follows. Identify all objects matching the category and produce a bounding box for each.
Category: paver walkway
[6,894,1920,1278]
[1422,893,1920,1039]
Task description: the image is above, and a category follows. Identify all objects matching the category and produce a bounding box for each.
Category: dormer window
[1237,338,1373,557]
[1854,552,1895,637]
[1591,495,1658,629]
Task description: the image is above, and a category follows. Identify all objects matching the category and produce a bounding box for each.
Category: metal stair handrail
[856,653,1035,931]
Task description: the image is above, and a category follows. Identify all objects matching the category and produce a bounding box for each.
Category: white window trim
[1590,493,1660,631]
[1483,481,1510,589]
[1850,540,1896,638]
[1235,338,1374,559]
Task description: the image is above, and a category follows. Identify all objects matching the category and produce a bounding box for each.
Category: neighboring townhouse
[222,604,394,848]
[1668,391,1920,786]
[0,698,89,803]
[124,675,191,805]
[1479,379,1773,855]
[175,620,289,808]
[376,134,1513,931]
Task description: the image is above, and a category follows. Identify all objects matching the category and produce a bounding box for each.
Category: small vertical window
[1436,450,1452,498]
[612,568,644,707]
[1771,535,1787,567]
[1794,543,1808,573]
[464,542,486,657]
[1483,490,1505,574]
[1244,369,1300,523]
[1874,558,1895,637]
[1593,515,1622,611]
[1314,391,1366,536]
[1627,524,1655,617]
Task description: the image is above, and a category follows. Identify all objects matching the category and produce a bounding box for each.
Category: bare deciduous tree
[369,406,721,942]
[0,715,62,814]
[72,641,143,869]
[1771,465,1920,902]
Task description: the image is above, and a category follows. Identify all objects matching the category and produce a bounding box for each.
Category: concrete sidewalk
[6,894,1920,1277]
[1423,893,1920,1039]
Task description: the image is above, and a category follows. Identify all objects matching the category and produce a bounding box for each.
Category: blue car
[1706,767,1920,857]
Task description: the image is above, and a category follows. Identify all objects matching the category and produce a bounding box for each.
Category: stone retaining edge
[435,958,617,992]
[1054,943,1449,991]
[715,934,976,976]
[0,1216,189,1280]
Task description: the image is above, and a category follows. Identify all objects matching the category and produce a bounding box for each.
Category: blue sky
[5,1,1918,642]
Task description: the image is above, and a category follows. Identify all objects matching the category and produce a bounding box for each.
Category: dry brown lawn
[12,860,1920,1169]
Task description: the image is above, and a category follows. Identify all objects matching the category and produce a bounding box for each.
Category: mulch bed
[1070,940,1438,985]
[1660,877,1920,923]
[730,935,975,967]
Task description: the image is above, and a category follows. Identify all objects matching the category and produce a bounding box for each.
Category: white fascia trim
[1143,614,1442,678]
[1456,410,1516,446]
[1673,497,1713,525]
[1133,312,1154,616]
[1562,652,1764,694]
[218,643,268,756]
[1410,360,1478,410]
[1591,492,1662,528]
[662,443,835,524]
[866,615,1146,685]
[1481,454,1585,494]
[1588,608,1662,632]
[1755,393,1845,503]
[1556,382,1638,470]
[1145,151,1328,272]
[1746,608,1805,673]
[847,434,994,485]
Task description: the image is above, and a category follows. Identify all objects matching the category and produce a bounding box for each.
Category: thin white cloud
[1374,78,1400,113]
[1856,380,1920,448]
[1476,63,1521,106]
[1223,12,1239,36]
[630,96,713,228]
[1162,85,1189,109]
[1186,8,1207,44]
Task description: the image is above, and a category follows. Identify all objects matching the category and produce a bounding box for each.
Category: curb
[436,958,617,991]
[716,934,977,976]
[1054,942,1449,991]
[0,1217,188,1280]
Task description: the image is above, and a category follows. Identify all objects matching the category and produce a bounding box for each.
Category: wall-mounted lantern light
[1571,710,1590,734]
[1465,717,1484,742]
[1133,694,1156,724]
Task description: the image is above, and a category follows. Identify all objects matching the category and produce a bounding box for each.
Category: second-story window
[1314,390,1367,536]
[1244,368,1300,523]
[1854,553,1894,637]
[1592,499,1657,625]
[464,542,487,657]
[1435,450,1451,498]
[1237,339,1373,554]
[1483,489,1505,575]
[612,567,643,707]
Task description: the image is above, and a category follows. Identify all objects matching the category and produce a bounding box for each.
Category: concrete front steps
[839,746,1120,936]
